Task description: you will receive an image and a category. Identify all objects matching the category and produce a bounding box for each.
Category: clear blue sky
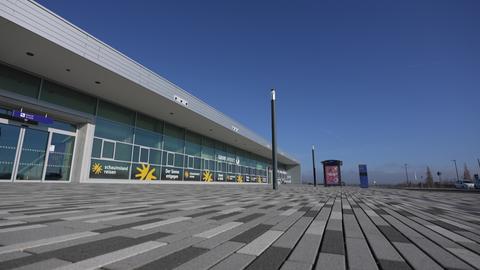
[37,0,480,184]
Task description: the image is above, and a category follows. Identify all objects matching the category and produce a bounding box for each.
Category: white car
[455,180,475,189]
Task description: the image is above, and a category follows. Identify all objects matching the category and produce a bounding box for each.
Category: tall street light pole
[477,158,480,171]
[271,89,278,190]
[312,145,317,187]
[404,164,409,186]
[452,159,460,181]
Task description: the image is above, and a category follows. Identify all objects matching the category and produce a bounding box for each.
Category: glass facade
[0,62,289,183]
[90,102,270,182]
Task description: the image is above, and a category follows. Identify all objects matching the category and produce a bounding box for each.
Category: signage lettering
[12,110,53,124]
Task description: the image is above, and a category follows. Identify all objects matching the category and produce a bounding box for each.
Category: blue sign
[12,110,53,124]
[359,164,368,188]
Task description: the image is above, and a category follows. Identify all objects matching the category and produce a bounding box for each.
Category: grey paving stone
[345,237,378,270]
[209,253,256,270]
[54,241,165,270]
[104,236,204,270]
[235,213,265,223]
[134,246,208,270]
[244,246,291,270]
[210,211,242,221]
[273,217,312,248]
[230,224,273,243]
[237,230,283,256]
[377,259,412,270]
[287,234,322,265]
[1,184,480,270]
[315,253,346,270]
[280,260,312,270]
[320,230,344,255]
[11,258,71,270]
[174,241,244,270]
[393,242,443,270]
[377,225,410,243]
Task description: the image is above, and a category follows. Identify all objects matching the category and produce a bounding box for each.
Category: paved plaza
[0,183,479,270]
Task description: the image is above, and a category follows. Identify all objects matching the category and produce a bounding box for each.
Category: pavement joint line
[0,224,46,233]
[218,207,245,214]
[51,241,167,270]
[62,211,126,221]
[84,212,148,223]
[237,230,284,256]
[0,220,26,227]
[5,210,84,220]
[0,231,99,255]
[194,222,244,239]
[133,216,192,230]
[180,205,210,211]
[280,209,298,216]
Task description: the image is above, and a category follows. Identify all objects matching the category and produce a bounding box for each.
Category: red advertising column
[321,160,343,187]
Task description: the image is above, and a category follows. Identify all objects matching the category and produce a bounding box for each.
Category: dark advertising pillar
[321,160,343,187]
[359,164,368,188]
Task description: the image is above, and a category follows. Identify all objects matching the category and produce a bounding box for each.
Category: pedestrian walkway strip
[132,216,192,230]
[194,222,243,238]
[0,231,98,255]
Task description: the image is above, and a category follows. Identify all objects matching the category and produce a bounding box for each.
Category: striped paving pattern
[0,184,479,270]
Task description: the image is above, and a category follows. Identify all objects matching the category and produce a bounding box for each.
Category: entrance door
[15,128,49,180]
[0,121,76,182]
[44,132,75,181]
[0,123,21,181]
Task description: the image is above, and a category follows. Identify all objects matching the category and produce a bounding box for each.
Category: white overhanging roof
[0,0,299,166]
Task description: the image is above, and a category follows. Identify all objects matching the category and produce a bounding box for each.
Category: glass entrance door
[0,123,21,180]
[15,128,49,180]
[44,133,75,181]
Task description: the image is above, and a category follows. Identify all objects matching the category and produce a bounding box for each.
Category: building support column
[71,122,95,183]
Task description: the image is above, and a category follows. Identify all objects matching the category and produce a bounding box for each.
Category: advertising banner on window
[325,165,339,185]
[131,163,160,181]
[161,167,183,181]
[244,175,251,182]
[226,174,237,182]
[90,159,130,179]
[184,169,201,181]
[215,172,225,181]
[202,170,214,182]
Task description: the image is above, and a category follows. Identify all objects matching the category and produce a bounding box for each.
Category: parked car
[474,175,480,189]
[455,180,475,189]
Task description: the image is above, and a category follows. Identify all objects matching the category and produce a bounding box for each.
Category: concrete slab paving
[0,183,479,270]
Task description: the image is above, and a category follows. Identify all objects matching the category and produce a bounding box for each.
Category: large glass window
[163,123,184,153]
[95,118,134,143]
[136,113,163,133]
[175,153,184,167]
[40,81,97,114]
[91,138,102,158]
[102,141,114,159]
[215,141,226,161]
[149,149,162,165]
[201,137,215,160]
[97,100,135,125]
[134,128,162,149]
[185,131,202,157]
[114,142,132,161]
[135,113,163,148]
[0,63,40,98]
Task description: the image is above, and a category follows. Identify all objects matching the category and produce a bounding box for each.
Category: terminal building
[0,1,300,184]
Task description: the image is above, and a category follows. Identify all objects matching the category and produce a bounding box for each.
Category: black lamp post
[404,164,409,186]
[271,89,278,190]
[312,145,317,187]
